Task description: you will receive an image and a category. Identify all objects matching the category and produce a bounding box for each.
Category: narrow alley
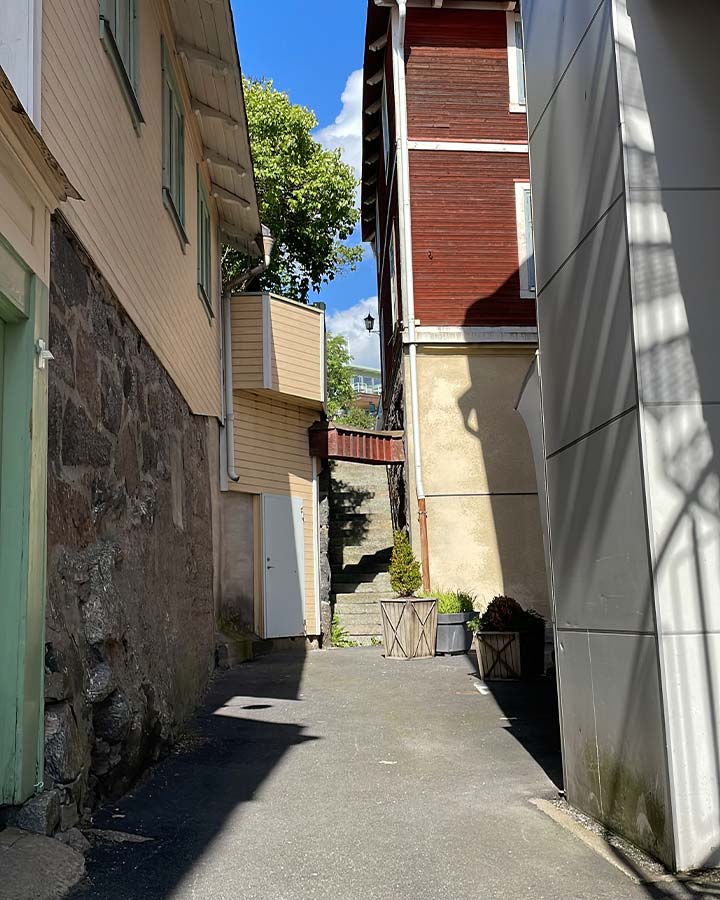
[63,650,711,900]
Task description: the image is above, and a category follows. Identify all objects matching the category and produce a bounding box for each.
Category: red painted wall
[405,10,527,143]
[409,150,535,327]
[401,7,535,328]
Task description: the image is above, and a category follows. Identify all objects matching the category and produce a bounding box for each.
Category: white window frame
[389,228,399,326]
[0,0,42,126]
[515,181,536,299]
[381,79,391,172]
[506,12,526,114]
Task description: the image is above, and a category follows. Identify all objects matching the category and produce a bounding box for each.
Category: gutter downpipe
[221,232,273,484]
[392,0,431,591]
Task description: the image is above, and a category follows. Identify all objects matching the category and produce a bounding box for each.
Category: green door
[0,260,49,806]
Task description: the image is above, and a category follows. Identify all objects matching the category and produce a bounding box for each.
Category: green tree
[389,531,422,597]
[224,79,363,302]
[338,405,375,430]
[325,334,377,428]
[326,333,354,420]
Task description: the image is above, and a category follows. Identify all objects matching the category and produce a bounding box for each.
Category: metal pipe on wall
[391,0,431,591]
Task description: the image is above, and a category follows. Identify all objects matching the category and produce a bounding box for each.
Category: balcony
[231,292,325,409]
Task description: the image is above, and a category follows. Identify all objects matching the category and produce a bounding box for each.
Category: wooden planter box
[380,598,438,660]
[473,630,545,680]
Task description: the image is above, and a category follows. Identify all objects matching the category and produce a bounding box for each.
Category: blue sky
[231,0,381,368]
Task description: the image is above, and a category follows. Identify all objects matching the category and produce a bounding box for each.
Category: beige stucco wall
[41,0,222,417]
[405,346,548,617]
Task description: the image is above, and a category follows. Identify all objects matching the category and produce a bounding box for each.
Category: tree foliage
[389,531,422,597]
[325,333,377,429]
[326,333,354,420]
[223,79,363,302]
[338,405,375,430]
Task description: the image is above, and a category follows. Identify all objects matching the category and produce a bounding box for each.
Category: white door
[262,494,305,638]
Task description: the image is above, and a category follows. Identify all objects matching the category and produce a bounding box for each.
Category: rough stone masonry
[41,215,216,832]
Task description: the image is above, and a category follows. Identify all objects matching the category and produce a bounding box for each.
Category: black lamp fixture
[364,312,375,333]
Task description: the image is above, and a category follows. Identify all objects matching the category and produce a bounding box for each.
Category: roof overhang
[168,0,263,257]
[0,68,80,205]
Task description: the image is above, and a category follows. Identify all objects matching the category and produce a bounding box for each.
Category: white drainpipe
[221,228,274,485]
[391,0,430,589]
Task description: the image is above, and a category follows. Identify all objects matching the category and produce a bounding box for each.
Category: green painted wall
[0,239,49,806]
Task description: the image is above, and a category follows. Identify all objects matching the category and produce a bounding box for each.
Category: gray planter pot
[436,612,474,655]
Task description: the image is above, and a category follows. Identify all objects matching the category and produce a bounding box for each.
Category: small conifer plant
[389,530,422,597]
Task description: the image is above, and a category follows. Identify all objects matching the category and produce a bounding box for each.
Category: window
[100,0,143,127]
[197,172,213,318]
[381,81,390,172]
[162,39,187,246]
[389,229,399,325]
[515,182,536,298]
[506,12,526,113]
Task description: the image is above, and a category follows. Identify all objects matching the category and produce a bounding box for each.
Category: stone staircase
[330,461,394,646]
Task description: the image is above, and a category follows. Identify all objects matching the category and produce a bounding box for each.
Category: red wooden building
[361,0,548,614]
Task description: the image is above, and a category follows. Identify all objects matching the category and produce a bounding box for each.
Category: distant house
[360,0,547,613]
[0,0,325,834]
[351,365,382,414]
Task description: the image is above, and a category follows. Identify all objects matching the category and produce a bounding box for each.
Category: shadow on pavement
[70,652,313,899]
[469,658,564,791]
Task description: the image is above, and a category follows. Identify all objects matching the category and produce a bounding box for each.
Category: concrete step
[329,547,393,567]
[333,592,390,605]
[329,542,393,562]
[331,513,391,527]
[329,523,393,543]
[331,563,389,577]
[335,603,382,638]
[331,571,392,592]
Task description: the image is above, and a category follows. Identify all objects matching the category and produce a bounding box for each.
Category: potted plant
[467,595,545,680]
[379,531,438,660]
[434,589,476,655]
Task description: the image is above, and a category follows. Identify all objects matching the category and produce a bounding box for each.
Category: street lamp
[364,312,375,333]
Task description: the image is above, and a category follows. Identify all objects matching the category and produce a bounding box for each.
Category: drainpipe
[392,0,431,591]
[221,226,274,484]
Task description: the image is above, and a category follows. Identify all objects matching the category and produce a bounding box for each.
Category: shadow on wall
[455,271,547,618]
[70,652,311,900]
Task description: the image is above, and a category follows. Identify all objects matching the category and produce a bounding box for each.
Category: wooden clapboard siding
[231,294,264,391]
[409,150,536,327]
[231,392,318,634]
[41,0,222,416]
[269,296,324,405]
[405,9,527,143]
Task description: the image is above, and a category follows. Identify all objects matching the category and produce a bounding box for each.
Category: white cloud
[326,297,380,371]
[315,69,364,188]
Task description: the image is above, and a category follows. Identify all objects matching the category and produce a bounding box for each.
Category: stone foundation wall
[44,216,216,827]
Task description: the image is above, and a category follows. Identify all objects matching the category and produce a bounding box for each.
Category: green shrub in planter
[467,595,544,634]
[429,589,476,654]
[389,530,422,597]
[433,589,475,615]
[381,531,436,659]
[467,595,546,678]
